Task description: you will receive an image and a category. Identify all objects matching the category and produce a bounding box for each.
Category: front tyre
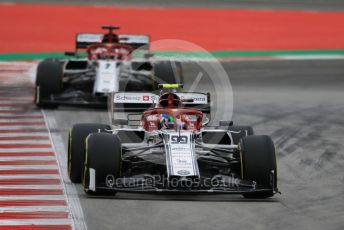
[35,59,63,108]
[239,135,277,198]
[83,133,122,195]
[68,123,110,183]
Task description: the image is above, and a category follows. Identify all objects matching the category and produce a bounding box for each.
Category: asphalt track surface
[43,59,344,230]
[2,0,344,10]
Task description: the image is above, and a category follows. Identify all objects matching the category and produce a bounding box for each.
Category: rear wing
[109,91,211,113]
[119,34,150,49]
[75,33,150,50]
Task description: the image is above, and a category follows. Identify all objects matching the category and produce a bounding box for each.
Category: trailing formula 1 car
[35,25,183,108]
[68,84,279,198]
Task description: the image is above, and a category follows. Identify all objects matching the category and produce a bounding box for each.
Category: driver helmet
[158,93,182,108]
[159,114,174,129]
[102,33,119,43]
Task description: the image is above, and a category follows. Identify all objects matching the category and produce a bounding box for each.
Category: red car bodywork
[141,92,203,132]
[86,43,133,61]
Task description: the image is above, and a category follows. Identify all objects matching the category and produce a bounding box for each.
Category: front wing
[86,175,278,195]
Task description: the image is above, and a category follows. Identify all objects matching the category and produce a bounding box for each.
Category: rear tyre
[154,61,184,87]
[83,133,122,195]
[68,123,110,183]
[239,135,277,198]
[35,59,63,108]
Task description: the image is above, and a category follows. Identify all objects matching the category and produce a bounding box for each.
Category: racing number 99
[171,135,188,144]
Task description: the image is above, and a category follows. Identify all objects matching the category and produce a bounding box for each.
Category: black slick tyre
[239,135,277,198]
[35,59,63,108]
[68,123,110,183]
[83,133,122,195]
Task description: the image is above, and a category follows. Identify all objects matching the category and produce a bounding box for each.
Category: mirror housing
[202,117,210,127]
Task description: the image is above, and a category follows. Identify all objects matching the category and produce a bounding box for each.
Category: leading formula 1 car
[35,25,183,108]
[68,85,278,198]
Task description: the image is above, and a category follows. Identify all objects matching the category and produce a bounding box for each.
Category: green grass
[1,50,344,61]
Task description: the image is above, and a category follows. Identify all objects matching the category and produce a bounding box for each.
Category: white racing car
[68,84,279,198]
[35,25,183,108]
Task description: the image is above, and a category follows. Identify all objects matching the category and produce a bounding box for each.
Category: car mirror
[202,117,210,126]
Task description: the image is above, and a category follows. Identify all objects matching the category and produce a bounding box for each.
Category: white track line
[0,175,60,179]
[0,125,46,130]
[0,148,53,152]
[0,156,57,161]
[0,113,42,116]
[0,165,59,170]
[0,119,45,123]
[0,140,51,144]
[43,110,87,230]
[0,206,69,212]
[0,196,66,200]
[0,219,73,226]
[0,113,43,117]
[0,133,49,137]
[0,185,62,190]
[0,61,35,67]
